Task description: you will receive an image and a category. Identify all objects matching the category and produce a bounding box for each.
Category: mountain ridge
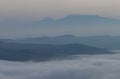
[4,35,120,49]
[32,14,120,27]
[0,42,112,61]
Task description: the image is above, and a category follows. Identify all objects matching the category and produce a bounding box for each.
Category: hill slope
[0,42,112,61]
[11,35,120,49]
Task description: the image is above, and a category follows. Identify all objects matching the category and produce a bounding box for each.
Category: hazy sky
[0,0,120,21]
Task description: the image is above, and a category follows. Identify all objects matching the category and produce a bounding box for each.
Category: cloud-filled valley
[0,1,120,79]
[0,54,120,79]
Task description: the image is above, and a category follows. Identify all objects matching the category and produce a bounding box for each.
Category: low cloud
[0,54,120,79]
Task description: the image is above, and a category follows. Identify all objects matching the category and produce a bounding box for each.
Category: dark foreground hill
[0,41,112,61]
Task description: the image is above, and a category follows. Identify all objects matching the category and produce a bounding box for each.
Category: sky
[0,0,120,38]
[0,0,120,21]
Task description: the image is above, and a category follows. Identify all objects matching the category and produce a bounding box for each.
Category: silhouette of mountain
[6,35,120,50]
[0,42,112,61]
[32,15,120,27]
[0,14,120,38]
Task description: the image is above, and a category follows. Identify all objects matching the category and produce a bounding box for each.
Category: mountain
[32,15,120,27]
[0,14,120,38]
[6,35,120,50]
[0,42,112,61]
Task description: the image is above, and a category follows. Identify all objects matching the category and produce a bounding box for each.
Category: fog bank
[0,54,120,79]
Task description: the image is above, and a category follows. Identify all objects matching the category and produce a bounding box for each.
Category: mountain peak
[63,14,101,18]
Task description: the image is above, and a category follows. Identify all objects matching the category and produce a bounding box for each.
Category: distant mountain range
[0,41,112,61]
[32,15,120,27]
[0,14,120,38]
[2,35,120,50]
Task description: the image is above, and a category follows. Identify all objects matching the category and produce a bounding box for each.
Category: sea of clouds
[0,54,120,79]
